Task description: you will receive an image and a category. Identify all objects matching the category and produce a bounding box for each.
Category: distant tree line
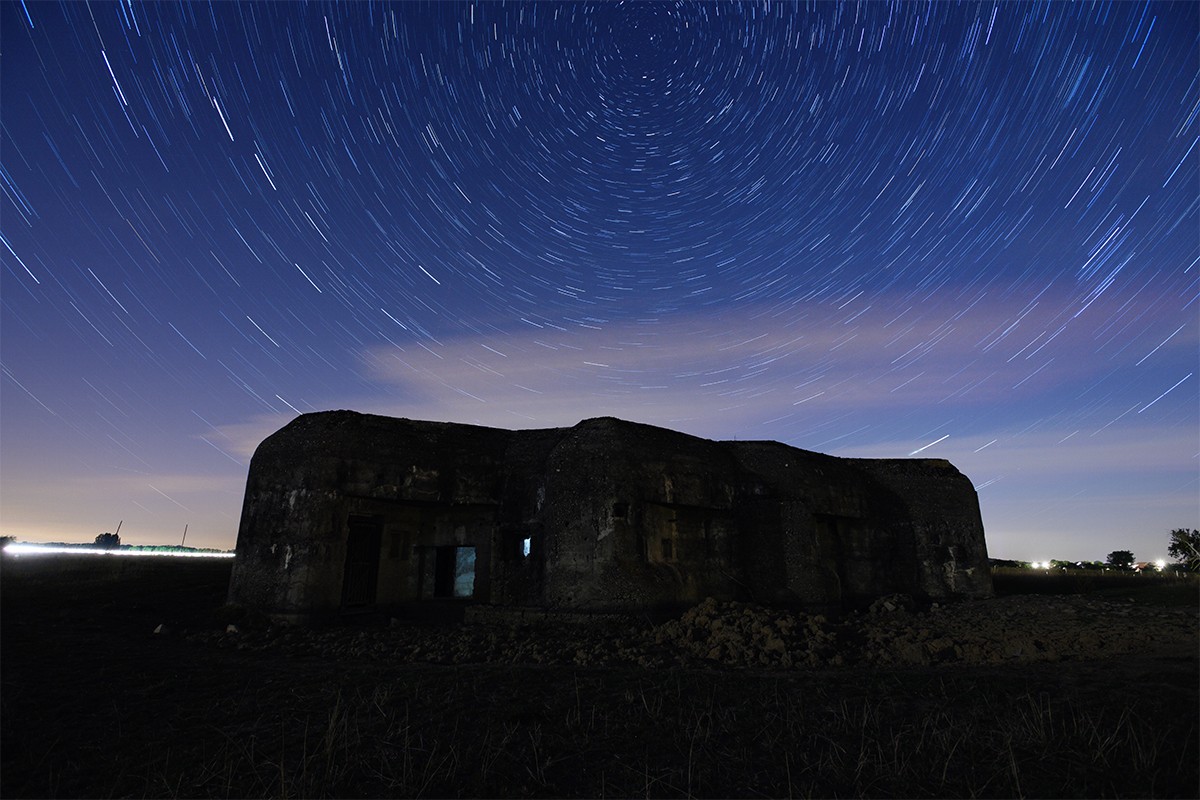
[123,544,230,553]
[991,529,1198,574]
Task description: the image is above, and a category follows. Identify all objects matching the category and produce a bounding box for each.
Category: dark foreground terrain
[2,555,1196,799]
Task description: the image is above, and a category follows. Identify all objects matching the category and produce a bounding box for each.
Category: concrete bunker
[228,412,992,621]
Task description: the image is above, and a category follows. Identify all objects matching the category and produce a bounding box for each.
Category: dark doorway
[342,518,382,609]
[433,545,476,598]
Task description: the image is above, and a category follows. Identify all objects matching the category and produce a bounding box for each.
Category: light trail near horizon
[3,544,235,559]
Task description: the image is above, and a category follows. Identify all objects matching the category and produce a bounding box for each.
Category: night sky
[2,1,1196,562]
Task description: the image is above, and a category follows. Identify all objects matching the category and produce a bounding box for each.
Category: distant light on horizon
[3,543,234,559]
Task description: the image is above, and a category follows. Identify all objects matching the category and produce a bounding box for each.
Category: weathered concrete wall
[228,412,553,618]
[539,418,745,610]
[853,458,992,599]
[229,411,992,619]
[724,441,925,609]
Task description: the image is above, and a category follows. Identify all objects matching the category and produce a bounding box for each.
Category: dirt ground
[2,555,1196,798]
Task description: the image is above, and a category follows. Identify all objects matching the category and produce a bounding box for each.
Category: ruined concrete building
[229,412,991,621]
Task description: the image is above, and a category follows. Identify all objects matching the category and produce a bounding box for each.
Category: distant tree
[1105,550,1135,571]
[1167,529,1200,572]
[0,535,14,551]
[94,532,121,549]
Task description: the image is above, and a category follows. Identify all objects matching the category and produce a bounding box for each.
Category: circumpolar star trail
[1,2,1195,562]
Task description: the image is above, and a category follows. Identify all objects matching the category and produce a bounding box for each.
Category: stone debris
[868,593,916,615]
[652,597,838,668]
[853,594,1196,667]
[190,594,1197,671]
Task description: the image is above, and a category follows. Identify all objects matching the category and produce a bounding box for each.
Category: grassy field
[2,555,1196,798]
[992,566,1199,607]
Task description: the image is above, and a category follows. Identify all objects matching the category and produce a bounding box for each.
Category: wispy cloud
[352,291,1181,434]
[187,292,1194,561]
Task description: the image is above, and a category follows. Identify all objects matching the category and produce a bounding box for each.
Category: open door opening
[342,518,382,609]
[433,545,476,598]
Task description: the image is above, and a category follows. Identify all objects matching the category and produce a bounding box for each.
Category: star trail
[1,1,1196,561]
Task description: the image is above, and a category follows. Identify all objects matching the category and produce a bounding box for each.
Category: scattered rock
[186,594,1197,671]
[868,593,914,615]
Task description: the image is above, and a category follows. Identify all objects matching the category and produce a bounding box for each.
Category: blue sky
[1,1,1196,562]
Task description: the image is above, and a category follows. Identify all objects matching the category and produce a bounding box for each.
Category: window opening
[521,536,532,558]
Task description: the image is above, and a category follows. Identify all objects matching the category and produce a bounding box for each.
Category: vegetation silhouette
[1106,550,1134,570]
[93,532,121,550]
[1168,528,1200,572]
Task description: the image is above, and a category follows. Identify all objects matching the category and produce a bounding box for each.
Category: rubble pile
[189,593,1197,671]
[856,593,1195,666]
[652,597,839,668]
